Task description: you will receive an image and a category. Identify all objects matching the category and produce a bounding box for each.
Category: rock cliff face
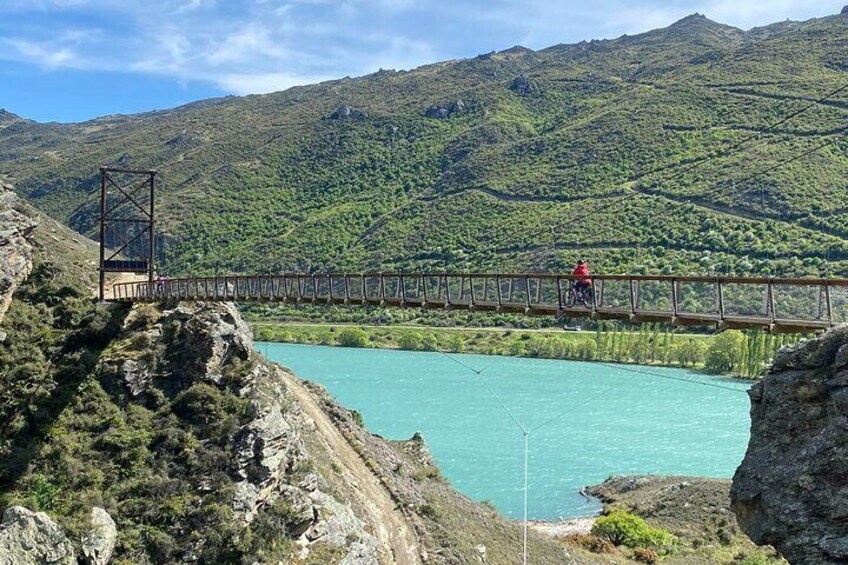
[0,506,77,565]
[0,183,36,328]
[732,327,848,564]
[99,301,382,562]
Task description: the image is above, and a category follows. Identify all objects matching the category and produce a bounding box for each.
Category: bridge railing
[111,273,848,332]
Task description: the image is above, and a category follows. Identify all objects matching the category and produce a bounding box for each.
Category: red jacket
[572,264,591,284]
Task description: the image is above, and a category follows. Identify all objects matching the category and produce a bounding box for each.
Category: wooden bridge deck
[110,273,848,333]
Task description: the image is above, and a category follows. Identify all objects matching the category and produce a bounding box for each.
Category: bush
[421,333,438,351]
[591,510,675,551]
[705,330,747,374]
[634,547,659,563]
[739,549,782,565]
[561,533,616,554]
[337,328,368,347]
[449,334,466,353]
[398,332,422,350]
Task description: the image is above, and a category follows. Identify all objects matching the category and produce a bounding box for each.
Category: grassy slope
[1,13,848,279]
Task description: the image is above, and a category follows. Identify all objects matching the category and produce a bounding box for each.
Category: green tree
[337,328,368,347]
[705,330,747,374]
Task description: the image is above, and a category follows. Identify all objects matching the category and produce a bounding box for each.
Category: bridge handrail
[116,273,848,285]
[108,272,848,332]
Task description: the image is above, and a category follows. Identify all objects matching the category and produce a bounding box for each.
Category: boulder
[81,507,117,565]
[424,106,450,119]
[842,5,848,14]
[509,75,533,95]
[0,506,77,565]
[329,106,368,120]
[424,100,468,120]
[732,326,848,563]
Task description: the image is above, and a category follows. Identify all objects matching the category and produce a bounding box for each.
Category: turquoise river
[259,342,752,520]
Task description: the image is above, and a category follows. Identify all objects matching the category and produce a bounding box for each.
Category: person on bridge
[572,260,592,293]
[155,274,166,296]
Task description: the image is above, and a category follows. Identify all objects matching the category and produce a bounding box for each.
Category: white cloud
[3,38,80,67]
[0,0,843,98]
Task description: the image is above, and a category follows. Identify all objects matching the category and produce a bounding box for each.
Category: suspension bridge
[110,272,848,333]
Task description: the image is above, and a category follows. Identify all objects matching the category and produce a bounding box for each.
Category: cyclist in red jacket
[572,260,592,294]
[571,259,592,306]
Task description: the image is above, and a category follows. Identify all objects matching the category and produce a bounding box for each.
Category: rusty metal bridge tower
[98,167,157,302]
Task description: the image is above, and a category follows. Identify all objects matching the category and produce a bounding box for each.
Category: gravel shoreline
[527,517,596,537]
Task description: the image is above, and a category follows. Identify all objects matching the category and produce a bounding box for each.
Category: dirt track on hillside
[280,370,423,565]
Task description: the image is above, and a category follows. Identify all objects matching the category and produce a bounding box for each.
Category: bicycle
[564,282,593,308]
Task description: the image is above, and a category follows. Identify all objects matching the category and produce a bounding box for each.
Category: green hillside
[1,11,848,277]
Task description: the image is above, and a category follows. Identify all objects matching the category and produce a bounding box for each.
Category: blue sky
[1,0,844,122]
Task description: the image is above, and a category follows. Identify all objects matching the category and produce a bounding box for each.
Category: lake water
[258,342,752,520]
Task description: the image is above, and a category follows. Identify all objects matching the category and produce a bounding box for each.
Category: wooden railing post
[400,274,406,304]
[379,274,386,304]
[767,283,776,322]
[671,279,678,318]
[630,278,637,315]
[556,276,563,312]
[524,277,531,311]
[717,280,724,321]
[825,283,834,324]
[496,276,502,309]
[422,274,429,304]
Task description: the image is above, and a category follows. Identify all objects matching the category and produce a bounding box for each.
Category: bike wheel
[564,289,576,308]
[580,288,594,308]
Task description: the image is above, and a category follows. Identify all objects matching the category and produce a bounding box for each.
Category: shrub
[398,332,422,350]
[634,547,659,563]
[421,333,438,351]
[561,533,616,554]
[591,510,675,551]
[705,330,747,374]
[411,465,444,482]
[337,328,368,347]
[739,550,782,565]
[449,334,466,353]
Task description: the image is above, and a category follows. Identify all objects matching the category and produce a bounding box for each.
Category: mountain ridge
[2,9,847,279]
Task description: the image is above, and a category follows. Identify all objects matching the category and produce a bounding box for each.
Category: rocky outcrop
[0,506,77,565]
[424,100,467,119]
[100,301,381,562]
[0,183,37,329]
[732,327,848,564]
[509,75,533,95]
[102,301,253,398]
[329,105,369,120]
[842,5,848,15]
[81,507,117,565]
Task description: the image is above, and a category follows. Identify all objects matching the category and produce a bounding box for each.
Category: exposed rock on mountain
[329,105,369,120]
[424,100,467,119]
[97,300,383,562]
[509,75,533,95]
[0,183,36,327]
[732,327,848,564]
[0,506,77,565]
[80,507,116,565]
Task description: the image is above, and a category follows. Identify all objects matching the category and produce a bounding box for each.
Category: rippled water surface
[259,342,751,520]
